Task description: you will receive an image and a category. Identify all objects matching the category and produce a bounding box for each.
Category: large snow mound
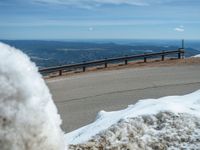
[69,112,200,149]
[65,90,200,148]
[0,42,65,150]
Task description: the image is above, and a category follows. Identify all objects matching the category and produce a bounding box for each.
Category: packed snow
[69,112,200,149]
[0,42,65,150]
[193,54,200,58]
[66,90,200,149]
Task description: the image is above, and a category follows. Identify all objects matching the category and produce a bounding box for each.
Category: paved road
[46,65,200,132]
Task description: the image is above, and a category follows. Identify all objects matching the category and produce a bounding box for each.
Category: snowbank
[65,90,200,148]
[69,112,200,149]
[192,54,200,57]
[0,42,65,150]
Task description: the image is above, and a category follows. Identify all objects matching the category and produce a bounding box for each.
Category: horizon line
[1,38,199,41]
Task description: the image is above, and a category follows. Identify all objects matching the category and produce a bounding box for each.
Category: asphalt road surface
[46,65,200,132]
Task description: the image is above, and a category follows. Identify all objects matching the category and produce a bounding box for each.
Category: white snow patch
[65,90,200,146]
[192,54,200,58]
[0,42,65,150]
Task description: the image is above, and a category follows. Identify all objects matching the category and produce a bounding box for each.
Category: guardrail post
[162,55,164,61]
[125,59,128,65]
[178,49,181,59]
[104,58,108,68]
[182,50,185,58]
[59,70,62,76]
[83,66,86,72]
[162,51,165,61]
[105,62,107,68]
[144,57,147,63]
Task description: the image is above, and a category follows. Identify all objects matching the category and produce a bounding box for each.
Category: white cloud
[34,0,149,8]
[2,19,197,27]
[174,25,185,32]
[32,0,199,9]
[174,28,184,32]
[88,27,94,31]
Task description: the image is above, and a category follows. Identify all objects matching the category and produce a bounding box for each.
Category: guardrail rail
[39,48,185,76]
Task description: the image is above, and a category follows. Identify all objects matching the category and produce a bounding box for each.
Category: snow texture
[66,90,200,149]
[69,112,200,149]
[0,42,65,150]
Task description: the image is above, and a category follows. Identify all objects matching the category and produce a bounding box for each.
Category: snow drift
[0,42,65,150]
[66,90,200,149]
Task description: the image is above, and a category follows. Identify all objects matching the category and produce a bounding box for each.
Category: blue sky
[0,0,200,40]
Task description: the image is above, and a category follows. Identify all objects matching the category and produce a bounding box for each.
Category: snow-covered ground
[66,90,200,149]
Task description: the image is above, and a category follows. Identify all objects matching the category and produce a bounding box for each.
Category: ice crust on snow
[65,90,200,146]
[0,42,65,150]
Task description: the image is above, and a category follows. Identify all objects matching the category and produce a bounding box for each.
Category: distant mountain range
[1,40,200,68]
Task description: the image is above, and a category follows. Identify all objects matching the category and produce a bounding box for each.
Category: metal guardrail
[39,48,185,76]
